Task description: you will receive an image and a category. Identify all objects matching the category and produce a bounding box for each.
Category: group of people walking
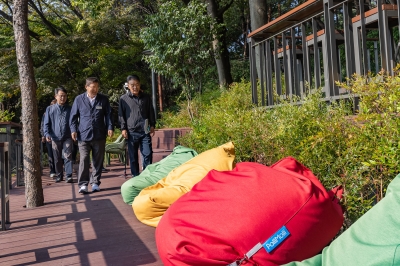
[41,75,156,194]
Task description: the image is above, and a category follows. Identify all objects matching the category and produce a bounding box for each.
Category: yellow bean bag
[132,142,235,227]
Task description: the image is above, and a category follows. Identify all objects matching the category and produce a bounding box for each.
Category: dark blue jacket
[69,93,113,141]
[44,103,72,141]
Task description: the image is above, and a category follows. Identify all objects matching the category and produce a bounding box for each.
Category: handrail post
[0,142,10,231]
[15,139,24,187]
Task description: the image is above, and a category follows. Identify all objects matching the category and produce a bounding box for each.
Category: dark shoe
[102,167,109,173]
[55,177,63,183]
[66,177,73,183]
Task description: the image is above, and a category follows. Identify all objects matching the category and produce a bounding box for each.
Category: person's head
[54,87,68,105]
[85,77,100,97]
[127,75,141,96]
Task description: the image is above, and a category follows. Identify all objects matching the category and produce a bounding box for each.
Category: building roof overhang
[248,0,323,40]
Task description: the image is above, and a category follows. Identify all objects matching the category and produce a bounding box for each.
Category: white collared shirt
[87,93,97,106]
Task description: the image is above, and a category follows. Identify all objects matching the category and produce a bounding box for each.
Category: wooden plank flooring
[0,161,163,266]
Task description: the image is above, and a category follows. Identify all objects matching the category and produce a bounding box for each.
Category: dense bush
[0,92,14,122]
[160,71,400,225]
[230,59,250,82]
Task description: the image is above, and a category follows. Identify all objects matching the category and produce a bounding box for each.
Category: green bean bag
[284,173,400,266]
[121,145,198,205]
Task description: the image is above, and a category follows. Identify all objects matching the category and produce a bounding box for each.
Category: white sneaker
[50,173,55,178]
[92,184,100,192]
[79,185,88,194]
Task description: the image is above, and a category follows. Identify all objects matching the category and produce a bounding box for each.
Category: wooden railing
[248,0,399,107]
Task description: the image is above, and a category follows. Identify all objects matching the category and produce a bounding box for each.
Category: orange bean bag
[132,142,235,227]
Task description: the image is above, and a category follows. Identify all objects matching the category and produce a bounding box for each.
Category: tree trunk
[13,0,44,208]
[241,7,250,59]
[205,0,233,87]
[249,0,268,32]
[249,0,268,81]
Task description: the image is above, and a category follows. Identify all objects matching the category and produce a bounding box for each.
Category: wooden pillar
[151,70,157,120]
[249,37,258,105]
[158,74,163,112]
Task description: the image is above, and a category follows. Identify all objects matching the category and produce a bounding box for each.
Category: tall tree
[249,0,268,31]
[141,0,215,119]
[13,0,44,207]
[180,0,234,86]
[223,0,250,59]
[249,0,268,80]
[1,0,149,119]
[203,0,234,86]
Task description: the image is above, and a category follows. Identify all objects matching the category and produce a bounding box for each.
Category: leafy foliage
[0,92,14,121]
[32,8,147,103]
[141,0,217,119]
[161,70,400,225]
[0,0,152,121]
[1,0,256,122]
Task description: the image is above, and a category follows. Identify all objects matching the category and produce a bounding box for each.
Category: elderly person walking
[41,99,57,178]
[118,75,155,178]
[44,87,73,183]
[70,77,113,194]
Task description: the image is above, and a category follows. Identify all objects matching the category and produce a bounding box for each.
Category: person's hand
[150,127,155,137]
[41,136,46,143]
[46,136,51,142]
[108,130,114,138]
[122,129,128,139]
[71,132,77,141]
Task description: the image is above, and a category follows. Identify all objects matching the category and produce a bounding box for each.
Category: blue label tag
[262,226,290,253]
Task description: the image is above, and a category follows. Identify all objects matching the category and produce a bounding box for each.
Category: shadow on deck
[0,160,162,266]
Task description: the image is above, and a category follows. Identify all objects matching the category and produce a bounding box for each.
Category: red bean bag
[156,157,343,266]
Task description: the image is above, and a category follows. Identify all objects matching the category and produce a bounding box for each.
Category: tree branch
[36,0,43,13]
[41,0,73,32]
[0,9,41,41]
[0,16,12,26]
[1,0,13,14]
[0,8,12,22]
[28,0,62,36]
[60,0,84,20]
[218,0,234,16]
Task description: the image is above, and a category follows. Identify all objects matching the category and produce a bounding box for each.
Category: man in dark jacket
[41,99,57,178]
[44,87,73,183]
[118,75,155,177]
[70,77,113,194]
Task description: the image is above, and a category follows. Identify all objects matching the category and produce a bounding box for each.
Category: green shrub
[230,59,250,82]
[0,92,15,122]
[158,89,222,128]
[0,110,14,122]
[160,71,400,225]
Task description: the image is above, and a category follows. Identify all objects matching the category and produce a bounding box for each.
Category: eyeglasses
[57,94,67,98]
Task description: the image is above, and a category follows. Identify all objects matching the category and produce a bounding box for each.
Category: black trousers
[46,141,56,174]
[77,139,106,187]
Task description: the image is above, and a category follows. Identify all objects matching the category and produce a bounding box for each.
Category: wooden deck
[0,161,163,266]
